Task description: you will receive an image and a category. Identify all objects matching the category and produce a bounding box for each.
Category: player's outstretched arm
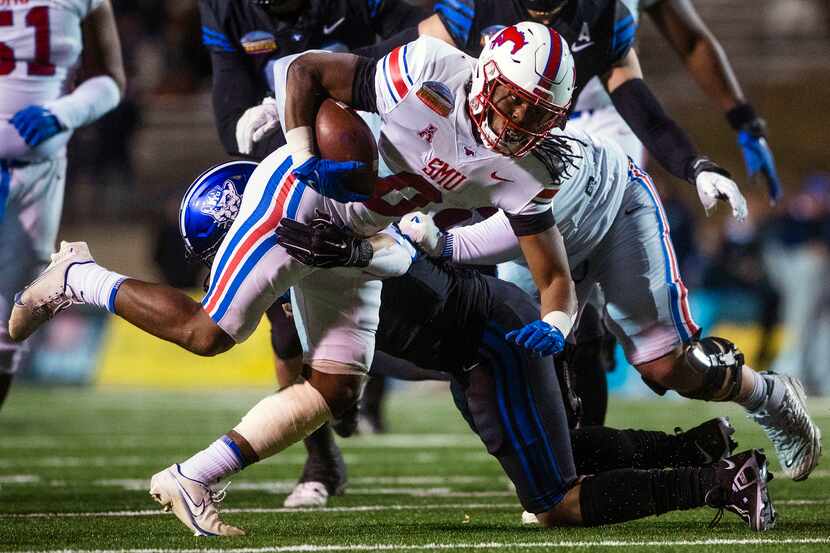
[275,213,416,279]
[646,0,781,202]
[506,224,576,357]
[605,49,747,220]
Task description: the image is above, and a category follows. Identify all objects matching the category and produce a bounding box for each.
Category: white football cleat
[149,464,244,537]
[9,241,92,342]
[283,481,329,508]
[521,511,539,525]
[748,372,822,481]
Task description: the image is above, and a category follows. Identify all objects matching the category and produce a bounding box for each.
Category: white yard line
[0,434,481,450]
[4,498,828,519]
[1,503,519,519]
[19,537,830,552]
[0,474,39,484]
[0,452,494,469]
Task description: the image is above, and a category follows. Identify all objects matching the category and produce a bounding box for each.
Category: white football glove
[397,212,443,256]
[235,97,280,155]
[695,170,748,222]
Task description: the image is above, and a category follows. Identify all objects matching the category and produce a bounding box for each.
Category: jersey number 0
[0,6,55,77]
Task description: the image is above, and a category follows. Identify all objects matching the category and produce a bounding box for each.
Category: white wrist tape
[542,310,575,337]
[45,75,121,130]
[285,125,314,165]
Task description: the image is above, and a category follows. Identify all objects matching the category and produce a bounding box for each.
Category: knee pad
[679,337,744,401]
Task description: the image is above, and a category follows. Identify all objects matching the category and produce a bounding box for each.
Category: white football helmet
[469,21,575,157]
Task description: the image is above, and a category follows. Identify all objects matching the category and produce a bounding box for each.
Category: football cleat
[283,481,329,508]
[521,511,539,525]
[705,449,776,531]
[675,417,738,465]
[149,464,244,537]
[748,372,822,481]
[9,241,92,342]
[284,442,348,508]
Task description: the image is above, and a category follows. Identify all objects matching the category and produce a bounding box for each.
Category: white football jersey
[367,36,560,224]
[0,0,103,158]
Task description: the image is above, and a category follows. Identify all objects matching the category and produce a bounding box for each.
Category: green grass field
[1,385,828,552]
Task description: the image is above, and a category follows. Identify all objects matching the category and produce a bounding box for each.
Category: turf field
[1,385,828,552]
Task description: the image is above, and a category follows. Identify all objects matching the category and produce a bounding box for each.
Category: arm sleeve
[505,210,556,236]
[610,78,699,182]
[446,211,523,265]
[434,0,475,49]
[44,75,120,131]
[351,56,379,112]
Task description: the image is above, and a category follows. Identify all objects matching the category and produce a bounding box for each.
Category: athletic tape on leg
[233,379,332,459]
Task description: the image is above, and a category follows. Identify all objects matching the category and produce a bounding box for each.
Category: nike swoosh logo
[721,458,737,470]
[490,171,514,183]
[172,469,207,516]
[323,17,345,35]
[571,41,594,53]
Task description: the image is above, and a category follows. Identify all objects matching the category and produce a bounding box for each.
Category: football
[315,98,378,198]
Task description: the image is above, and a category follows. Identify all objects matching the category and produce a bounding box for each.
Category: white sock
[66,262,127,314]
[178,436,244,485]
[740,370,771,412]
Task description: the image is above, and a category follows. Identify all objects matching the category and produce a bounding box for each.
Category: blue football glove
[738,129,782,203]
[505,320,565,357]
[292,156,369,203]
[10,105,62,147]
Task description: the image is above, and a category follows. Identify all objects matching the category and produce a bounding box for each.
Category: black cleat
[705,449,776,531]
[676,417,738,465]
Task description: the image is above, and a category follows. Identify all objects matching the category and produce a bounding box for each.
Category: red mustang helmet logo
[491,26,527,55]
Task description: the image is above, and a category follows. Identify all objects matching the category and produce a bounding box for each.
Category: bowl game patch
[240,31,277,55]
[416,81,454,117]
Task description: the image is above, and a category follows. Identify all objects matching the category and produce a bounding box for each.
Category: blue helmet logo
[179,160,258,265]
[198,178,242,229]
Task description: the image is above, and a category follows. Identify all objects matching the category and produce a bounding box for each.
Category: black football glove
[275,210,373,268]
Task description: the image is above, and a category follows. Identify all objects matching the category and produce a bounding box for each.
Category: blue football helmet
[179,160,258,265]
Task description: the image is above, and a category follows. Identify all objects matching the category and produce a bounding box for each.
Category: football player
[0,0,125,412]
[490,1,781,413]
[11,23,588,535]
[353,0,750,222]
[198,0,428,507]
[273,213,773,532]
[176,173,773,533]
[389,160,821,482]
